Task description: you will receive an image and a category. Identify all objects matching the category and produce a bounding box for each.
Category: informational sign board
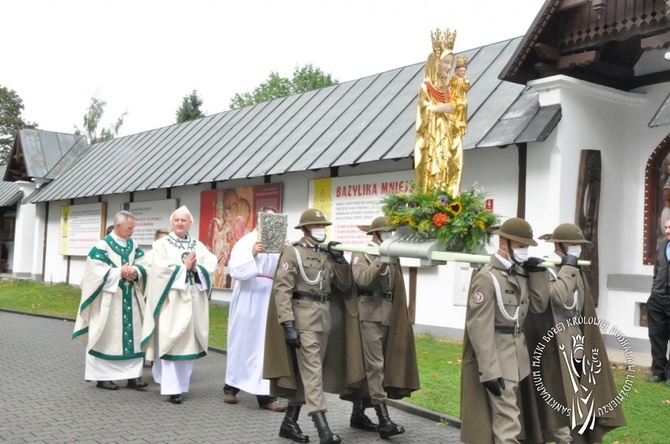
[309,170,414,245]
[122,199,179,245]
[199,183,282,289]
[60,203,107,256]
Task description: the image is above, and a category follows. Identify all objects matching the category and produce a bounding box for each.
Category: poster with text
[309,170,414,245]
[122,199,179,245]
[199,183,282,289]
[60,203,107,256]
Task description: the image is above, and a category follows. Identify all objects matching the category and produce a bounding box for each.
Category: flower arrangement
[381,183,499,253]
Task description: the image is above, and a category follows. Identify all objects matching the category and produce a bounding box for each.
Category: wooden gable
[502,0,670,90]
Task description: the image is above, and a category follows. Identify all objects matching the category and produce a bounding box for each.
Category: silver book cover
[258,212,288,253]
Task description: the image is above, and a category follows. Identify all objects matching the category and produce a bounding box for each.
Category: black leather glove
[483,377,506,397]
[327,241,348,265]
[522,257,545,272]
[560,254,579,267]
[281,321,301,349]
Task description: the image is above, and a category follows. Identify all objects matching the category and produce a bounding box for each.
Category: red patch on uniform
[473,291,484,304]
[281,261,290,270]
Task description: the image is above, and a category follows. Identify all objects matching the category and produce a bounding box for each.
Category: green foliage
[229,64,337,109]
[74,95,127,144]
[0,85,37,164]
[176,89,205,123]
[382,183,499,252]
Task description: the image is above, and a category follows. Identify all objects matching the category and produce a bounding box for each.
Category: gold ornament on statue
[414,27,467,196]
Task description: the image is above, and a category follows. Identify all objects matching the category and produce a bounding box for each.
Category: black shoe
[311,411,341,444]
[279,405,309,443]
[96,380,119,390]
[350,408,378,432]
[374,402,405,439]
[127,377,148,389]
[648,375,666,383]
[169,395,182,404]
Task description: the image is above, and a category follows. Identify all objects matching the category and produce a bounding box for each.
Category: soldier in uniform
[263,208,365,444]
[539,223,625,443]
[348,216,420,439]
[461,217,549,444]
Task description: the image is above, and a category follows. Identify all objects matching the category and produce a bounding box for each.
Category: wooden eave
[501,0,670,91]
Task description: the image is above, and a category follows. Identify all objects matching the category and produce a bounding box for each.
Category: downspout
[517,142,527,218]
[41,202,49,283]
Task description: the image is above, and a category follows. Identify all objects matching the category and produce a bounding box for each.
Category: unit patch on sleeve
[472,291,485,304]
[281,261,291,270]
[353,256,359,265]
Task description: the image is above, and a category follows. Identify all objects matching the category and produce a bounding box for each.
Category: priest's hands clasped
[183,251,197,271]
[120,264,137,281]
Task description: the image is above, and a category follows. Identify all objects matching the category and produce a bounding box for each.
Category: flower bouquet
[381,183,499,253]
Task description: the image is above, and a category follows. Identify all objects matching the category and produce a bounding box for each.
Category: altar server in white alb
[73,210,149,391]
[142,206,217,404]
[223,206,286,412]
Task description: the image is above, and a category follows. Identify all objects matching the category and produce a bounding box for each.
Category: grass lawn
[1,279,669,443]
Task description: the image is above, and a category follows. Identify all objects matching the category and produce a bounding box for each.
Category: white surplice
[225,229,279,395]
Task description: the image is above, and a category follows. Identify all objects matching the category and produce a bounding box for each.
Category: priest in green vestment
[73,210,149,391]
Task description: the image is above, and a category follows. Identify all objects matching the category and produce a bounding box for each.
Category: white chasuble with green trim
[141,234,217,361]
[73,235,148,360]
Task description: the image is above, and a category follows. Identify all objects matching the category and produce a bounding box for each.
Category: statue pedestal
[378,226,447,266]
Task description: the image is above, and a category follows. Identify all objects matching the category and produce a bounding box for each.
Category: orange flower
[432,212,450,228]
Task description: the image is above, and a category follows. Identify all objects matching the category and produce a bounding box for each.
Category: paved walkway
[0,311,462,443]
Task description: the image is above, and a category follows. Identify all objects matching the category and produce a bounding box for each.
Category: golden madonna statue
[414,28,469,195]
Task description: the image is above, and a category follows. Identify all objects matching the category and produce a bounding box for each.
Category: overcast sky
[2,0,543,138]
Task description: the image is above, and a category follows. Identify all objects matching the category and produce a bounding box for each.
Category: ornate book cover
[258,212,287,253]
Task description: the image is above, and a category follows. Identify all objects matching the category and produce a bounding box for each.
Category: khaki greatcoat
[263,240,366,402]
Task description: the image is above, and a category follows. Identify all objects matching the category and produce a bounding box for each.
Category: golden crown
[431,28,457,58]
[455,55,468,68]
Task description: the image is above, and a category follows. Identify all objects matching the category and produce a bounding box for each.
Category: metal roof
[29,37,560,203]
[4,129,88,182]
[0,166,23,207]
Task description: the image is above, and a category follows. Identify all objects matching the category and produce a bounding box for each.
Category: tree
[176,90,205,123]
[229,64,337,109]
[74,95,127,144]
[0,85,37,164]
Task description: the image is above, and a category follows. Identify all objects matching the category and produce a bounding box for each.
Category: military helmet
[493,217,538,246]
[294,208,332,228]
[545,223,590,244]
[357,216,392,235]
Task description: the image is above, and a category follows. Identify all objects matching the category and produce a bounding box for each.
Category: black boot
[311,411,341,444]
[279,405,309,443]
[374,402,405,439]
[350,407,378,431]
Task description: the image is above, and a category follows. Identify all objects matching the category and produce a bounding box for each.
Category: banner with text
[122,199,179,245]
[309,170,414,245]
[60,203,107,256]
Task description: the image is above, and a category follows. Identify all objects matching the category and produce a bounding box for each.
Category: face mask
[512,247,529,262]
[380,231,393,241]
[567,245,582,257]
[310,228,326,243]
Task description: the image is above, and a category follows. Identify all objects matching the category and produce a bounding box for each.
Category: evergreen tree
[176,90,205,123]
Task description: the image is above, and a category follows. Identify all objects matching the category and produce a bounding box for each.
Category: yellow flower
[448,201,463,215]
